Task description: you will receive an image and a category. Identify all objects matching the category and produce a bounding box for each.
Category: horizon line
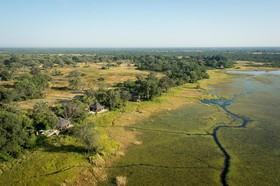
[1,46,280,49]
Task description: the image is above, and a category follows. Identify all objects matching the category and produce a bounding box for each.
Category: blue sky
[0,0,279,47]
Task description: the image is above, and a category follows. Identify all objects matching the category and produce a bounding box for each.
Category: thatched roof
[90,102,105,111]
[57,117,71,128]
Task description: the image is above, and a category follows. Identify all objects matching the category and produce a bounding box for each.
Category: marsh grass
[206,72,280,186]
[103,64,280,186]
[102,101,233,185]
[0,139,88,186]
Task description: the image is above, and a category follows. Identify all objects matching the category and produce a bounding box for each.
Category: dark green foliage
[29,66,41,75]
[55,100,87,121]
[120,91,132,102]
[14,73,50,100]
[136,73,162,99]
[159,76,175,92]
[72,56,81,62]
[134,55,221,84]
[0,70,12,81]
[204,55,232,68]
[118,73,172,101]
[68,70,82,78]
[106,89,123,110]
[74,125,98,152]
[32,102,58,130]
[94,89,125,110]
[0,106,36,160]
[51,69,63,76]
[80,89,97,105]
[98,77,105,81]
[68,77,81,90]
[68,70,83,90]
[0,87,18,103]
[81,88,131,110]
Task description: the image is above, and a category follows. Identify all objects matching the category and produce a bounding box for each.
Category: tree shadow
[41,142,87,154]
[1,84,14,89]
[51,86,69,91]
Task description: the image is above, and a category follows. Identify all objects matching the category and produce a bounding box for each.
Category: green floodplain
[103,71,280,186]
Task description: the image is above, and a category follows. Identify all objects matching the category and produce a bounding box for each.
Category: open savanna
[1,62,150,109]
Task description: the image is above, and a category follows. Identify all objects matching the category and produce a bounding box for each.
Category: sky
[0,0,279,48]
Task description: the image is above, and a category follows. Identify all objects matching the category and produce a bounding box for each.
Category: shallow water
[227,70,280,76]
[104,72,280,186]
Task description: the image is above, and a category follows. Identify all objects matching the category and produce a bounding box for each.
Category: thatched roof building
[57,117,72,131]
[89,102,105,113]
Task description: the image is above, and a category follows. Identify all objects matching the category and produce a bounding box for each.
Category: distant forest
[1,47,279,66]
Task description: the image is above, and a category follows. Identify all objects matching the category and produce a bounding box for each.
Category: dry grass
[55,62,150,87]
[234,61,280,71]
[115,176,127,186]
[15,62,154,109]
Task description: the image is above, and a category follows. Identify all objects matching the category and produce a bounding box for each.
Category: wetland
[104,70,280,186]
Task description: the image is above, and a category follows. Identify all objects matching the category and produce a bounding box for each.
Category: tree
[32,102,58,130]
[57,100,87,121]
[159,76,175,92]
[68,70,82,78]
[14,73,50,100]
[107,89,123,110]
[120,91,132,102]
[74,125,99,152]
[0,69,12,81]
[138,73,162,100]
[68,77,81,90]
[30,66,41,75]
[68,70,82,90]
[0,106,36,159]
[189,71,198,83]
[81,89,96,105]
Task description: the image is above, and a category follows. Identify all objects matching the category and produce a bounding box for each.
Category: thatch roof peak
[90,102,105,110]
[57,117,71,128]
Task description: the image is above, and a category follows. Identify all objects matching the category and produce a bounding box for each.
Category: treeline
[79,55,233,110]
[134,55,232,84]
[224,52,280,67]
[0,54,97,70]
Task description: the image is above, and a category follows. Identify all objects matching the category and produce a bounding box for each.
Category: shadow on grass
[41,142,87,154]
[51,86,69,91]
[1,84,14,89]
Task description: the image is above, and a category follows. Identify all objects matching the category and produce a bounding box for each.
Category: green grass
[207,74,280,186]
[102,102,233,185]
[0,135,89,186]
[102,71,280,186]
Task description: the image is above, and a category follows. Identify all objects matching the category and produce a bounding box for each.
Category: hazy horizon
[1,0,280,48]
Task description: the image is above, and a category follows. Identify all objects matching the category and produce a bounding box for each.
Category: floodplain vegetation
[0,48,279,186]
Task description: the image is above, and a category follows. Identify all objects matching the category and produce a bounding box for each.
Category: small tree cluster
[0,105,36,160]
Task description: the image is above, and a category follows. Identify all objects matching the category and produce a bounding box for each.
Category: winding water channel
[105,70,280,186]
[202,98,253,186]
